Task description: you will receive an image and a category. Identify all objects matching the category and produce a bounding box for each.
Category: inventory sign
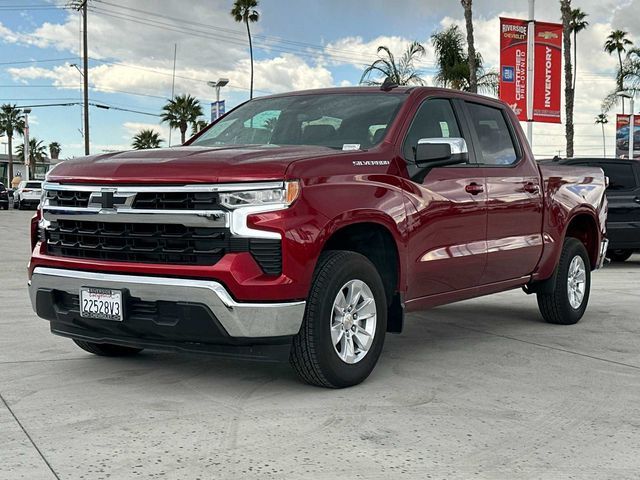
[499,17,529,121]
[616,114,640,158]
[532,22,563,123]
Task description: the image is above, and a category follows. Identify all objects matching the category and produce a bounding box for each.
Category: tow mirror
[414,137,469,167]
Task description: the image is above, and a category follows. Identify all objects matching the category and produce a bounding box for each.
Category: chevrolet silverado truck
[28,86,608,388]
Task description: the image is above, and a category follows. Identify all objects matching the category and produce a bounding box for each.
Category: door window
[466,103,518,166]
[402,99,463,176]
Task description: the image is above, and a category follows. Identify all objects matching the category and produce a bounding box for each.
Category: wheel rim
[330,279,377,364]
[567,255,586,309]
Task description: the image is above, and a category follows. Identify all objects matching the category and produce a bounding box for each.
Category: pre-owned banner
[616,114,640,158]
[499,17,529,121]
[532,22,563,123]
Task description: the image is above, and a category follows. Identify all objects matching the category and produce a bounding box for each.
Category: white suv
[14,181,43,210]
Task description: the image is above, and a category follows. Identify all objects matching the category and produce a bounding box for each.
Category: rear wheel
[73,340,143,357]
[607,249,634,262]
[537,238,591,325]
[290,250,387,388]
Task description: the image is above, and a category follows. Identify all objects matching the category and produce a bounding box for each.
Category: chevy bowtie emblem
[88,189,135,210]
[538,31,558,40]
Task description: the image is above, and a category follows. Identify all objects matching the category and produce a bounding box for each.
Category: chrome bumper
[28,267,305,338]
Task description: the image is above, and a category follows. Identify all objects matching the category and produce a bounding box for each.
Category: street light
[617,91,635,159]
[207,78,229,121]
[23,108,31,181]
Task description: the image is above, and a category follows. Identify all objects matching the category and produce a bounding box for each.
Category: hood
[47,145,336,184]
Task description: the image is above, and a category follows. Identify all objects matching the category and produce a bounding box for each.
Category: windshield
[191,93,406,150]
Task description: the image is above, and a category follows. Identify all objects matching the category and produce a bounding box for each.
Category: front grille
[46,219,229,265]
[46,190,91,208]
[132,192,221,210]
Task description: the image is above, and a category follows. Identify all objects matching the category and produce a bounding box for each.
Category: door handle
[465,182,484,195]
[635,197,640,204]
[524,182,540,194]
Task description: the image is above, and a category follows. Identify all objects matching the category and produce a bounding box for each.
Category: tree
[570,8,589,91]
[602,48,639,113]
[0,104,25,182]
[360,41,426,86]
[16,137,47,177]
[191,119,208,136]
[231,0,259,99]
[461,0,477,93]
[132,129,163,150]
[561,0,575,157]
[160,94,203,144]
[594,113,608,157]
[431,25,498,94]
[48,141,61,160]
[604,29,633,112]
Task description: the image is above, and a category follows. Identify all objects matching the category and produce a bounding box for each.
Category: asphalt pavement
[1,208,639,480]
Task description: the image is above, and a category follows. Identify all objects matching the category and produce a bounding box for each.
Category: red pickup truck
[28,86,608,388]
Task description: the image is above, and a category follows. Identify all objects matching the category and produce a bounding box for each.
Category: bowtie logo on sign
[499,18,563,124]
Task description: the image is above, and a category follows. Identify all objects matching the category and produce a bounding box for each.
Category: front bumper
[29,267,306,355]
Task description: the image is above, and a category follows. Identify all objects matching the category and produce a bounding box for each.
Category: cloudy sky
[1,0,638,158]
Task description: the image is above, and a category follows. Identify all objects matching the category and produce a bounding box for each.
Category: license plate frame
[80,287,124,322]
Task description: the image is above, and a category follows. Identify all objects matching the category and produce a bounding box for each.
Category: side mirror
[414,137,469,167]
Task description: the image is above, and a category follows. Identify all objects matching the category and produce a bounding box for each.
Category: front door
[400,98,488,301]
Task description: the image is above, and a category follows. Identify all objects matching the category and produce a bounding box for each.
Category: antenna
[380,77,399,92]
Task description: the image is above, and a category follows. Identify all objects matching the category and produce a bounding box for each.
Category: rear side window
[597,163,637,191]
[466,102,518,166]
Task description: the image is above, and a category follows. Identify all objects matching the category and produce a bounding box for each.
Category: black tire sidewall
[556,239,591,323]
[307,252,387,387]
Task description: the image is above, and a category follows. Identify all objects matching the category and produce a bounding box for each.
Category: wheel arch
[564,211,600,270]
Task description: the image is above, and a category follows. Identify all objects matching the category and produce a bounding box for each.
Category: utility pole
[24,109,31,181]
[75,0,90,156]
[526,0,535,146]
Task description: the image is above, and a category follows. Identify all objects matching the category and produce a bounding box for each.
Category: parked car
[0,183,9,210]
[28,86,608,387]
[541,157,639,262]
[13,180,42,210]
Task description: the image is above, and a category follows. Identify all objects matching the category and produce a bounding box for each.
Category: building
[0,153,53,186]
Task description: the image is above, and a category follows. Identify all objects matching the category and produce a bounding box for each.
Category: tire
[537,238,591,325]
[73,339,143,357]
[607,249,634,263]
[290,250,387,388]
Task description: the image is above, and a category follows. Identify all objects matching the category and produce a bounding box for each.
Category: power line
[0,57,77,66]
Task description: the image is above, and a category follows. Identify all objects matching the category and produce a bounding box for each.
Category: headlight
[219,180,300,209]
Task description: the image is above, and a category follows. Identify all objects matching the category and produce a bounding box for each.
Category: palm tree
[48,141,61,160]
[595,113,608,157]
[561,0,574,158]
[0,104,25,183]
[16,137,47,177]
[360,41,426,86]
[160,94,203,144]
[461,0,477,93]
[602,48,640,113]
[132,129,163,150]
[604,29,633,111]
[570,8,589,91]
[191,119,208,136]
[231,0,259,99]
[431,25,498,94]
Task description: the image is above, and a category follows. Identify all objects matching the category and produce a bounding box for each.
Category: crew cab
[28,86,608,388]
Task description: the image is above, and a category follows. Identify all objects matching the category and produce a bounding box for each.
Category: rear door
[462,101,544,284]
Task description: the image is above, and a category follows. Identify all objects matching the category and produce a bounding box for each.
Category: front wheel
[290,251,387,388]
[73,340,143,357]
[537,238,591,325]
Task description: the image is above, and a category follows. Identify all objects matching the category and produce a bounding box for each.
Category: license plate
[80,287,123,321]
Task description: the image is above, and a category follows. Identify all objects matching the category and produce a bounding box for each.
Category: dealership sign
[500,18,562,124]
[616,114,640,159]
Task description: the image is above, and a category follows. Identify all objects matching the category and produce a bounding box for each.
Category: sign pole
[526,0,535,146]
